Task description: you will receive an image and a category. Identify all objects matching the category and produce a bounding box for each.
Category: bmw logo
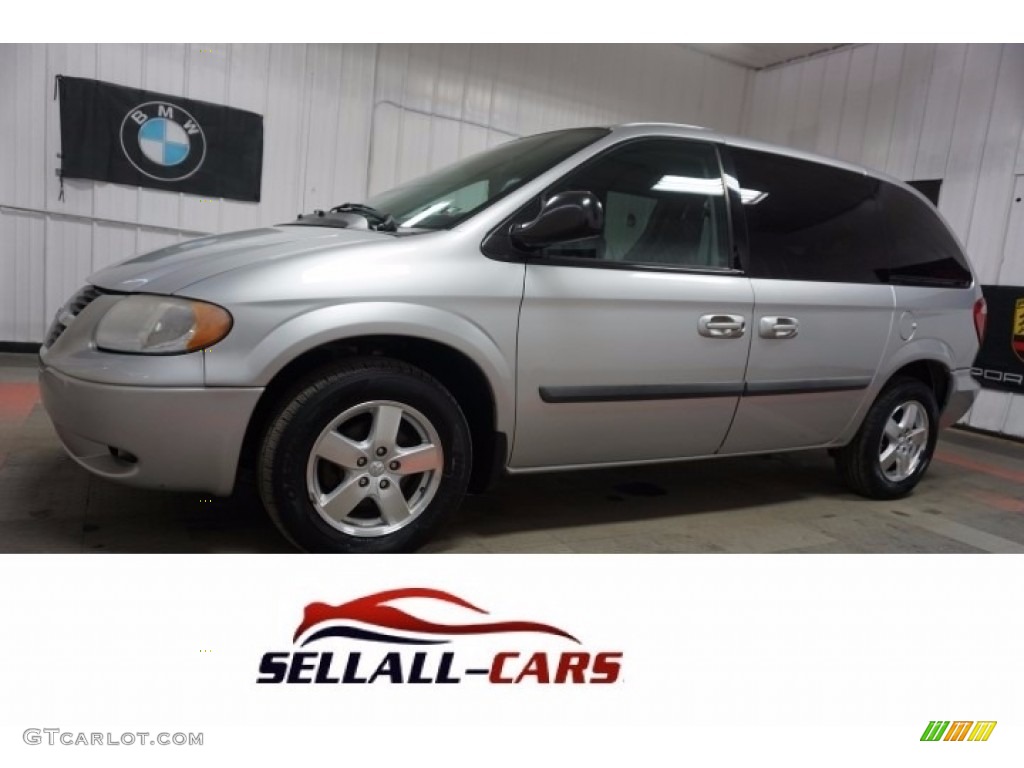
[119,101,206,182]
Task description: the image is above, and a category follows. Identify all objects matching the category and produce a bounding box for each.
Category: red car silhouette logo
[293,587,580,646]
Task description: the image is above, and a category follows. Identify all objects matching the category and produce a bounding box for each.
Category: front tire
[257,357,472,553]
[835,377,938,500]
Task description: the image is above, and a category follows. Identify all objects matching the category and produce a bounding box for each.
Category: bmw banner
[56,75,263,202]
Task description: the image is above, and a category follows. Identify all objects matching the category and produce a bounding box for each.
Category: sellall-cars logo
[257,588,622,685]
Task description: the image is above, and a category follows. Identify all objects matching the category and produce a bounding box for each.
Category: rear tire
[257,357,472,553]
[835,377,938,500]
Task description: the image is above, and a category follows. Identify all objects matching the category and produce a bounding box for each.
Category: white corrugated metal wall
[0,43,749,344]
[742,43,1024,437]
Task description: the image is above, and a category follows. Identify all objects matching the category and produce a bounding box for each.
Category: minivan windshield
[364,127,609,231]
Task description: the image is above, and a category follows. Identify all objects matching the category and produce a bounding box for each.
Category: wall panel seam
[938,47,970,189]
[963,44,1005,250]
[373,99,519,138]
[879,44,906,173]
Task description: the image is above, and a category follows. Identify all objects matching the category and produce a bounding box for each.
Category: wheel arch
[875,337,957,413]
[883,359,951,412]
[835,339,957,448]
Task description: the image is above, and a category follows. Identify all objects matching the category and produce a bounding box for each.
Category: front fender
[202,301,516,434]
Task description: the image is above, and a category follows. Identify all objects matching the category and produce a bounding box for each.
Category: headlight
[95,295,233,354]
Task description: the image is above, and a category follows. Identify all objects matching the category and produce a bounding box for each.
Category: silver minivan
[39,123,986,552]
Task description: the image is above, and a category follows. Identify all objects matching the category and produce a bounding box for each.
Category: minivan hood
[89,225,387,294]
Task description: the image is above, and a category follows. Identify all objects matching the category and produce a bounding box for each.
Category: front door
[509,138,754,469]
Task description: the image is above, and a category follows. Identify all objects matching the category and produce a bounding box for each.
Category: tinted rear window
[876,182,972,287]
[729,147,885,284]
[729,147,972,287]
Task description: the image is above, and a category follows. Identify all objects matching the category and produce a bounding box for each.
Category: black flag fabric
[57,75,263,202]
[973,285,1024,393]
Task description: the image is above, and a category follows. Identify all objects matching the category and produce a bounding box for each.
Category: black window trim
[717,143,750,275]
[480,136,746,278]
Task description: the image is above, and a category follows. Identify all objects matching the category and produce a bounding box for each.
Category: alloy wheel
[305,400,444,537]
[877,399,929,483]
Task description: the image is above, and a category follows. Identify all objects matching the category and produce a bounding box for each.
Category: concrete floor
[3,352,1024,553]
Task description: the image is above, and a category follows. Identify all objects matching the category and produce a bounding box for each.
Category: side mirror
[510,191,604,250]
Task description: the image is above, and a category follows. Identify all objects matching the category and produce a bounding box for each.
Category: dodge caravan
[39,123,985,552]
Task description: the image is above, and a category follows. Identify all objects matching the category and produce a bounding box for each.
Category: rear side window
[729,147,886,283]
[876,182,972,287]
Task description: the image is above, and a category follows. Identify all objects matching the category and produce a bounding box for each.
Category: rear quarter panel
[833,283,981,445]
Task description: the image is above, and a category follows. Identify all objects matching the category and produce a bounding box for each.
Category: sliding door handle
[759,316,800,339]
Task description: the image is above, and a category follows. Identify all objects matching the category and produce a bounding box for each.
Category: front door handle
[698,314,746,339]
[759,316,800,339]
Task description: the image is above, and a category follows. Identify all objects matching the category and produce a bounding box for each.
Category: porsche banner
[56,75,263,202]
[973,285,1024,393]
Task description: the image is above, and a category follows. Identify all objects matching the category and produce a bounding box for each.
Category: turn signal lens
[187,301,234,351]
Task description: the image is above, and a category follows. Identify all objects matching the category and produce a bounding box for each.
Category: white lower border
[0,554,1020,766]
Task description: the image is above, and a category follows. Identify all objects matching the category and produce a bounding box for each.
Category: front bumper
[39,365,263,496]
[941,367,980,429]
